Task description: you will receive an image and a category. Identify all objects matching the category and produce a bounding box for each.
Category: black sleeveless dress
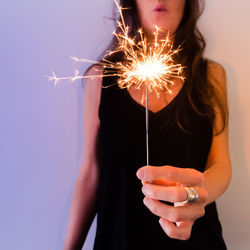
[92,58,227,250]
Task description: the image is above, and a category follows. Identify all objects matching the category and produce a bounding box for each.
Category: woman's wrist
[203,162,232,207]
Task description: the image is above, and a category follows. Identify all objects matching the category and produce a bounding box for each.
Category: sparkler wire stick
[145,83,149,166]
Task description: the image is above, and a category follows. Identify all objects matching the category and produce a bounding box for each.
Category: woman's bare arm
[203,61,232,206]
[63,65,103,250]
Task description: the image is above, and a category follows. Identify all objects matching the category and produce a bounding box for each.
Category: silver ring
[175,187,199,206]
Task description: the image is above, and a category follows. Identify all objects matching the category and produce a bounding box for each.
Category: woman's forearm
[63,172,98,250]
[203,162,232,207]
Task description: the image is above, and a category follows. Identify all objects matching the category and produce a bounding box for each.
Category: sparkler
[48,0,185,166]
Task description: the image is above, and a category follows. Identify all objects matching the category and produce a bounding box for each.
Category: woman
[63,0,232,249]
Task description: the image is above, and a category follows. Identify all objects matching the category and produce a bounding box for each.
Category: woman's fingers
[159,218,194,241]
[143,196,206,222]
[136,165,204,187]
[142,184,208,204]
[138,165,207,238]
[142,184,187,203]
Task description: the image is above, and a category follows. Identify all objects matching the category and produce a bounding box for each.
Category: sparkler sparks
[48,0,185,96]
[47,0,186,165]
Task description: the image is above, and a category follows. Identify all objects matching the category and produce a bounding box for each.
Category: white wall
[0,0,249,249]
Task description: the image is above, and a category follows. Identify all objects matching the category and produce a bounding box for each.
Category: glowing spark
[48,0,185,96]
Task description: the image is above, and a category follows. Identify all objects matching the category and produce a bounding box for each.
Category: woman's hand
[136,165,208,241]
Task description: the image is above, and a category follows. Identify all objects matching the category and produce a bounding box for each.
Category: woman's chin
[149,25,171,38]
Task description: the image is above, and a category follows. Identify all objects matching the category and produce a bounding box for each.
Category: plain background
[0,0,249,249]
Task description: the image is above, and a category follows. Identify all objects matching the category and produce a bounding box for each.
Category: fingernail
[136,169,144,179]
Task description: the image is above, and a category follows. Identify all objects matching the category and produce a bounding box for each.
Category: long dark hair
[88,0,228,136]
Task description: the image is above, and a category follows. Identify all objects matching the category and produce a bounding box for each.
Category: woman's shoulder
[206,59,226,80]
[206,58,227,90]
[84,64,103,78]
[82,64,104,90]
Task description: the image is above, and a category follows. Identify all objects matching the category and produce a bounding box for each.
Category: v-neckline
[124,81,186,116]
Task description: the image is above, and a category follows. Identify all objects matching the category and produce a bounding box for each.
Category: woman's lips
[153,4,167,13]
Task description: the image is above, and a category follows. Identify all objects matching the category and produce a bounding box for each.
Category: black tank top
[93,57,227,250]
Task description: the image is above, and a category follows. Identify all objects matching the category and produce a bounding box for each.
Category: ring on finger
[175,187,199,206]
